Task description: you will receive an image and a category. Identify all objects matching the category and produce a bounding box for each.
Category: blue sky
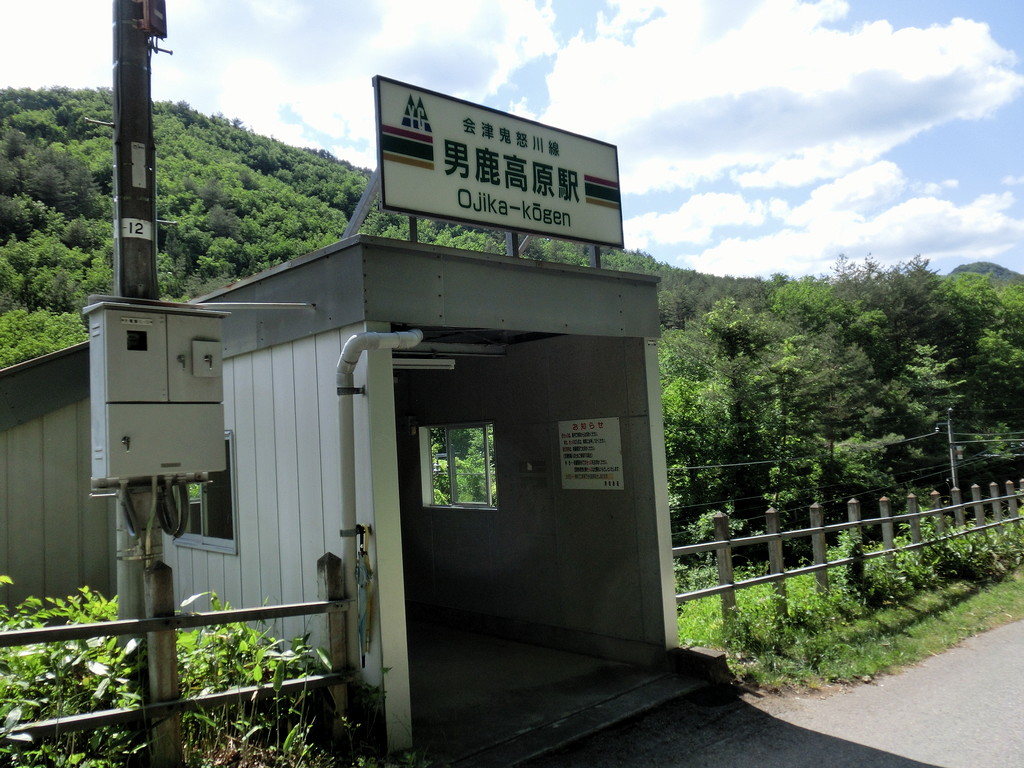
[2,0,1023,278]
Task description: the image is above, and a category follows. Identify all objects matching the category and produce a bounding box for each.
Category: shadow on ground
[407,621,702,767]
[520,684,943,768]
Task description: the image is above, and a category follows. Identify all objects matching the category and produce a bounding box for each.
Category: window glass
[177,431,236,553]
[426,424,496,507]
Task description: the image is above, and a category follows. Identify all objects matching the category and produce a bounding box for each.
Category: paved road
[524,619,1024,768]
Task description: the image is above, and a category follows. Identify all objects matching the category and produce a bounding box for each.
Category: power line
[667,412,1024,522]
[956,439,1024,445]
[668,432,937,472]
[668,445,1014,522]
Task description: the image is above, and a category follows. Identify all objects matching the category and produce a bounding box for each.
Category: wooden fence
[0,552,351,767]
[674,480,1024,619]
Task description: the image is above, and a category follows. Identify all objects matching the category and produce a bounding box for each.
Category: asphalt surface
[523,619,1024,768]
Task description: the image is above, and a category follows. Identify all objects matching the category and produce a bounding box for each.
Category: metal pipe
[335,329,422,666]
[337,330,423,393]
[196,302,314,311]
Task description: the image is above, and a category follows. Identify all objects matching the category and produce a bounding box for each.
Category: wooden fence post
[765,508,787,616]
[847,498,862,529]
[846,497,864,586]
[317,552,349,745]
[713,512,736,621]
[989,481,1003,530]
[930,490,945,535]
[879,496,894,560]
[972,484,985,529]
[144,561,182,768]
[951,486,965,528]
[906,494,921,545]
[809,503,828,592]
[1005,480,1019,523]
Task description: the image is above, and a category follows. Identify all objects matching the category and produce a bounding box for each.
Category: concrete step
[451,673,705,767]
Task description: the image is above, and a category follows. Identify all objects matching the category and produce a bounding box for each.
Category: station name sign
[373,75,624,248]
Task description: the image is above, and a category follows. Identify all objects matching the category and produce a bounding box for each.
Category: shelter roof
[196,235,661,358]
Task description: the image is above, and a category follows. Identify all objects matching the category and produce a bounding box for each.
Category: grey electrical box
[84,300,229,486]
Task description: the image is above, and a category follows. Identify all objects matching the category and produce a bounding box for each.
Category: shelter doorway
[390,330,680,758]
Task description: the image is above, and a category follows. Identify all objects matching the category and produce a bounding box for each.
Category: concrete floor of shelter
[407,620,703,767]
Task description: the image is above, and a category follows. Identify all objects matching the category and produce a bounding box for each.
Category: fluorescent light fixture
[393,358,456,371]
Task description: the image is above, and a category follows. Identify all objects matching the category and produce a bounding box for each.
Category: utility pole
[113,0,163,299]
[111,0,166,620]
[947,407,960,491]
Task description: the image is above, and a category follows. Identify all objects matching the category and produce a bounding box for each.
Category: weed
[678,520,1024,688]
[0,583,424,767]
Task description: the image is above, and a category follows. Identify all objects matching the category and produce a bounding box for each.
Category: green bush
[0,579,146,765]
[678,519,1024,686]
[934,523,1024,580]
[831,520,1024,606]
[0,582,388,767]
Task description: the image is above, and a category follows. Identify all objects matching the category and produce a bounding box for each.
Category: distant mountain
[949,261,1023,281]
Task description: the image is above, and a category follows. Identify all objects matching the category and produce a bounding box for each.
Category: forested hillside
[3,87,1024,538]
[662,255,1024,532]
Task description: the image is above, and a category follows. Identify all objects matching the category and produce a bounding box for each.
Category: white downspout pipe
[336,329,423,668]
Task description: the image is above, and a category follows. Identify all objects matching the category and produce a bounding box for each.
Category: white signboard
[374,75,624,248]
[559,417,624,490]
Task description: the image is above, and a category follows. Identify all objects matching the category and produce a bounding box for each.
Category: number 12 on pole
[120,218,154,241]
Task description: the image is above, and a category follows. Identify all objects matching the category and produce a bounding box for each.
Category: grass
[678,536,1024,688]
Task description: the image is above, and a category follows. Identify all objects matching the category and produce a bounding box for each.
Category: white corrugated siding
[165,328,348,639]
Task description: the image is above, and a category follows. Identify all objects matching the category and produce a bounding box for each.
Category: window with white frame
[422,423,496,507]
[176,431,237,553]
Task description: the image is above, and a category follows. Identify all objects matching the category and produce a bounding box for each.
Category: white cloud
[158,0,559,166]
[677,189,1024,278]
[681,229,829,278]
[626,192,770,248]
[862,192,1023,260]
[0,2,109,90]
[734,144,882,189]
[597,1,669,40]
[357,0,558,100]
[145,0,559,168]
[542,2,1024,194]
[786,162,906,227]
[914,179,959,196]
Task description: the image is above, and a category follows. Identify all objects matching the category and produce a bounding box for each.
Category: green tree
[0,309,87,367]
